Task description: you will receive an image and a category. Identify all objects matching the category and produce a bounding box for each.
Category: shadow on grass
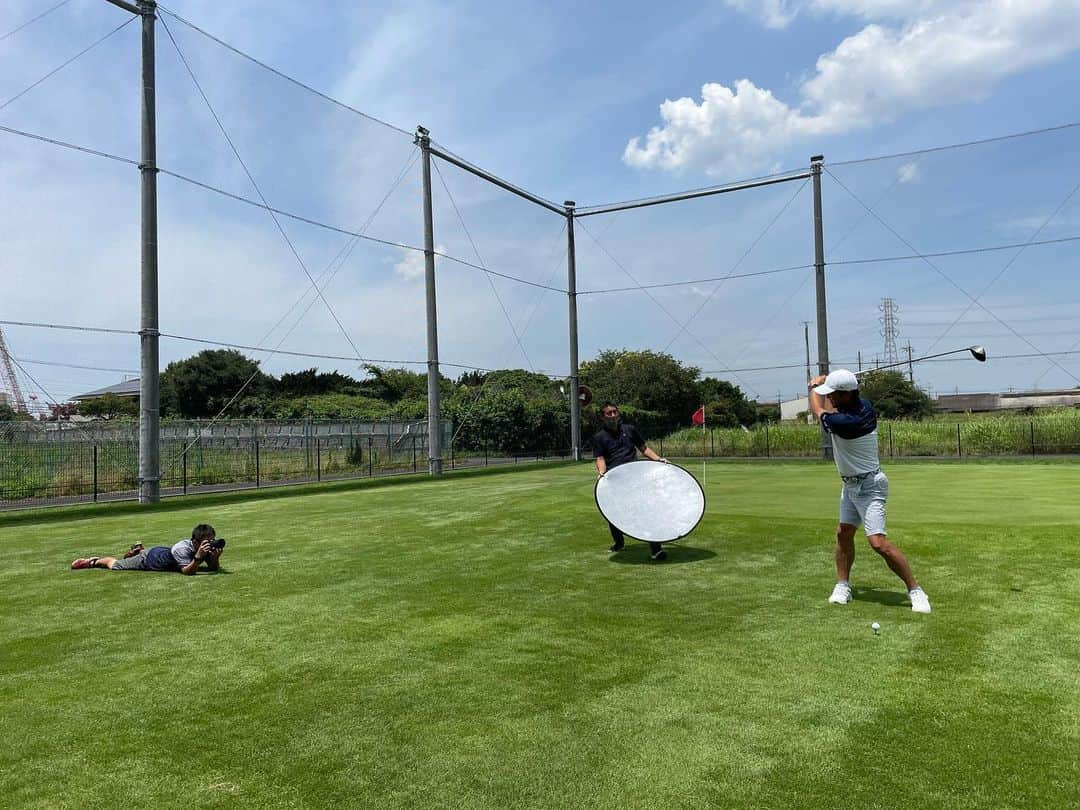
[608,544,716,566]
[853,587,909,607]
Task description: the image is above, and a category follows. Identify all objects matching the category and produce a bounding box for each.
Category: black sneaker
[609,542,624,552]
[650,549,668,561]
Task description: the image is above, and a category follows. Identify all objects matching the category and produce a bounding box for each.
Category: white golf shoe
[828,582,853,604]
[909,588,932,613]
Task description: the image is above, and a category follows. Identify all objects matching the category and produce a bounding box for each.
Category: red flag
[692,406,705,426]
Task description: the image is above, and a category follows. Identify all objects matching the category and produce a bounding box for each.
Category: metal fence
[0,418,572,510]
[644,415,1080,459]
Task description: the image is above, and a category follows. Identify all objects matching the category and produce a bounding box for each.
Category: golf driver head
[969,346,987,362]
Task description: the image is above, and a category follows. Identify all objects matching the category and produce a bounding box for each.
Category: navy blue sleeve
[822,399,877,439]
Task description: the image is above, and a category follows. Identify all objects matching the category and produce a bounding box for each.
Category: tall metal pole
[802,321,811,383]
[416,126,442,475]
[906,342,914,383]
[811,155,832,459]
[138,0,160,503]
[565,201,581,461]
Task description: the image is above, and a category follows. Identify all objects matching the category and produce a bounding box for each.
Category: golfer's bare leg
[867,534,917,590]
[96,556,119,569]
[835,524,857,581]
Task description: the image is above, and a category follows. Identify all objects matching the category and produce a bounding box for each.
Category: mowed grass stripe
[1,462,1077,808]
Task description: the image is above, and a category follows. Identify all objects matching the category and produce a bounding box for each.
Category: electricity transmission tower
[879,298,901,367]
[0,327,29,414]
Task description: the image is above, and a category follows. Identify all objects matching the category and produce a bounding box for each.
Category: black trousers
[608,522,662,555]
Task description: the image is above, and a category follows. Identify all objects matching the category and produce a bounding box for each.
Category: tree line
[57,349,935,452]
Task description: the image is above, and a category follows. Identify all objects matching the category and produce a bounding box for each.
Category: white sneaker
[909,588,932,614]
[828,582,853,604]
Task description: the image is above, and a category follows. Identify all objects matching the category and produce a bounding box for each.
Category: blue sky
[2,0,1080,409]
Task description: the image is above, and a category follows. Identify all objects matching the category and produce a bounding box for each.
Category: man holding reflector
[809,370,932,613]
[594,402,670,561]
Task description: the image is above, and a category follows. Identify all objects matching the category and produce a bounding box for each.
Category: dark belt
[841,468,880,484]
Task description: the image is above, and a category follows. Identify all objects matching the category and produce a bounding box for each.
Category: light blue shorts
[839,470,888,536]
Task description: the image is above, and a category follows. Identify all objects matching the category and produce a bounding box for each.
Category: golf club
[853,345,986,377]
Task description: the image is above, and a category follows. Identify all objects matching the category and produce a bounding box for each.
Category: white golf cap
[813,369,859,395]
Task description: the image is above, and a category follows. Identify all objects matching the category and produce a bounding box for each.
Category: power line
[0,0,73,42]
[161,15,365,370]
[921,174,1080,358]
[700,349,1080,376]
[257,148,421,356]
[831,119,1080,167]
[824,167,1080,386]
[7,104,1075,297]
[0,318,563,377]
[724,161,919,374]
[500,221,568,361]
[0,16,136,112]
[572,120,1080,217]
[0,122,137,165]
[576,231,1080,296]
[156,5,412,138]
[576,218,760,398]
[0,319,137,336]
[157,167,567,292]
[14,357,138,374]
[1,125,553,293]
[579,262,815,295]
[830,234,1080,266]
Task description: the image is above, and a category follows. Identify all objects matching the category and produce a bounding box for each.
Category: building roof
[72,378,141,401]
[935,388,1080,412]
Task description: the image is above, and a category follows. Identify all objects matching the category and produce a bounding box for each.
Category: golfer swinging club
[809,370,931,613]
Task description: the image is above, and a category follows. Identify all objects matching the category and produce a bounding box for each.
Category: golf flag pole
[692,405,706,484]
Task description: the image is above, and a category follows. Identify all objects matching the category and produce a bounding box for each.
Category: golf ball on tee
[871,622,881,634]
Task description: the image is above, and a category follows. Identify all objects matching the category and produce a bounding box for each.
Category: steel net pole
[416,126,443,475]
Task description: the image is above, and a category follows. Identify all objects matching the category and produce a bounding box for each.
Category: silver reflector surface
[594,461,705,543]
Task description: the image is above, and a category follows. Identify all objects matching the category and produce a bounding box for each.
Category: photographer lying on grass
[71,523,225,575]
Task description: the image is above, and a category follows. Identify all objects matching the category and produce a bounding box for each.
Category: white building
[781,396,810,421]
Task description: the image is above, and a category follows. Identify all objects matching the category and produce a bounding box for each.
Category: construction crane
[0,326,30,414]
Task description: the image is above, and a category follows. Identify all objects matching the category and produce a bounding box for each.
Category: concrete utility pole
[810,155,832,459]
[565,201,581,461]
[105,0,160,502]
[415,125,442,475]
[906,342,914,383]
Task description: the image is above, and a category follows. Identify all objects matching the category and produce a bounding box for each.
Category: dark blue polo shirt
[821,397,877,439]
[593,424,646,469]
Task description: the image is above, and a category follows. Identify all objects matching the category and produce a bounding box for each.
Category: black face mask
[603,416,620,430]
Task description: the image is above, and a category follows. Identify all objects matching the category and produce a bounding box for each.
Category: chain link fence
[0,418,573,510]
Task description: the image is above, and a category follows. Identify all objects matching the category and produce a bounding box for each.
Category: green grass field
[2,461,1078,809]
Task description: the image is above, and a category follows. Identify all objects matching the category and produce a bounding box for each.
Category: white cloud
[724,1,802,29]
[393,245,446,281]
[726,1,954,28]
[628,1,1080,176]
[897,162,920,183]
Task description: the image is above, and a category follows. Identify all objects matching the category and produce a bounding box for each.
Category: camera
[209,538,226,551]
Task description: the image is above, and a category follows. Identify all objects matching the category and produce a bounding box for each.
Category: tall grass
[658,408,1080,458]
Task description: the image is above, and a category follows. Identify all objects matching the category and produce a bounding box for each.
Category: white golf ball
[871,622,881,633]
